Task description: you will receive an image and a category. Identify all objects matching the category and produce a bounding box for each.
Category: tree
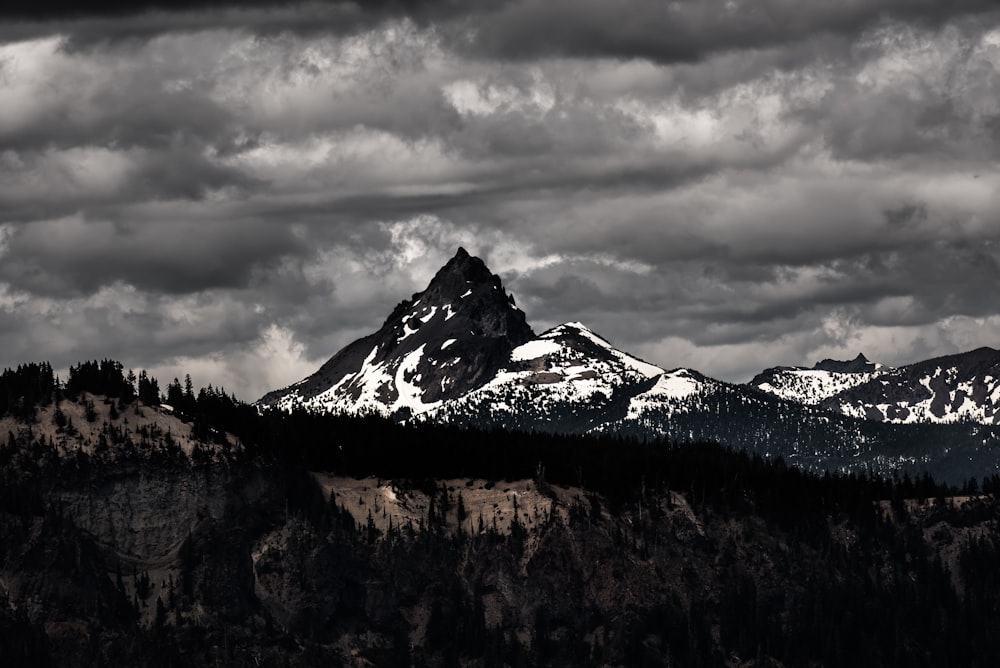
[137,371,160,406]
[184,374,195,406]
[457,492,467,525]
[53,405,67,429]
[166,378,184,408]
[155,596,167,630]
[135,569,151,600]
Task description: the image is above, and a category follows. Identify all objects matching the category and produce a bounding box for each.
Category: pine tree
[84,399,97,422]
[184,374,195,409]
[167,378,184,408]
[137,371,160,406]
[457,492,467,525]
[53,405,67,429]
[155,596,167,630]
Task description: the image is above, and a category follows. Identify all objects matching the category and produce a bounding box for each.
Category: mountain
[257,249,1000,484]
[261,249,736,434]
[822,347,1000,424]
[753,348,1000,425]
[259,250,742,438]
[750,353,890,406]
[423,321,674,432]
[258,247,534,419]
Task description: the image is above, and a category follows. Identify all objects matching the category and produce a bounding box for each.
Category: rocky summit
[258,248,534,419]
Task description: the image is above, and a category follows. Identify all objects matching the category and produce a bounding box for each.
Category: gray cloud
[0,217,306,296]
[6,1,998,66]
[443,0,1000,64]
[1,2,999,399]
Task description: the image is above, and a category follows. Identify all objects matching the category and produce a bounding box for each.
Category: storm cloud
[1,0,999,399]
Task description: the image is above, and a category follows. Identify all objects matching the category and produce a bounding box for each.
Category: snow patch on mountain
[642,370,703,400]
[625,369,718,421]
[755,369,887,405]
[549,322,662,378]
[391,345,442,415]
[836,371,1000,425]
[511,339,562,361]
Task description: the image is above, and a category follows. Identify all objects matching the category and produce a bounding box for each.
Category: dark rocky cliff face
[812,352,878,374]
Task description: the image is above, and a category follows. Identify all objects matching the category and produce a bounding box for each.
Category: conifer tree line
[0,362,56,419]
[7,358,1000,512]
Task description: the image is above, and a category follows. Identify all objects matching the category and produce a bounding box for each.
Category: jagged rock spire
[259,248,534,415]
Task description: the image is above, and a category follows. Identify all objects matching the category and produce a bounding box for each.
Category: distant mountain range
[259,248,1000,483]
[751,348,1000,424]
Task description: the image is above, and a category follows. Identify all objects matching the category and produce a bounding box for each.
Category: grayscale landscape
[2,1,1000,666]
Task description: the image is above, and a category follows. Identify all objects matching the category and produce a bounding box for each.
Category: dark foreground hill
[4,362,1000,666]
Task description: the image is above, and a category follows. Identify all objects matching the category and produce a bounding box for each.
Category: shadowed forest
[3,361,1000,666]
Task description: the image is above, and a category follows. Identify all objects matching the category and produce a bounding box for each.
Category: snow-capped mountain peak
[259,249,755,435]
[541,322,663,378]
[490,321,664,392]
[257,248,534,417]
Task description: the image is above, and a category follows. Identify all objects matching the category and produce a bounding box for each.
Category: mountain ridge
[752,346,1000,425]
[256,249,1000,483]
[813,352,879,374]
[260,248,1000,429]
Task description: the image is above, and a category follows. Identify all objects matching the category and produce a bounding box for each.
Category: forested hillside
[3,360,1000,666]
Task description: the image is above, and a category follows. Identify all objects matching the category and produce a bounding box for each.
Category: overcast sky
[2,0,1000,400]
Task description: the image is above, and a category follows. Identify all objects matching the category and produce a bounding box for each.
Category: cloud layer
[2,1,999,398]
